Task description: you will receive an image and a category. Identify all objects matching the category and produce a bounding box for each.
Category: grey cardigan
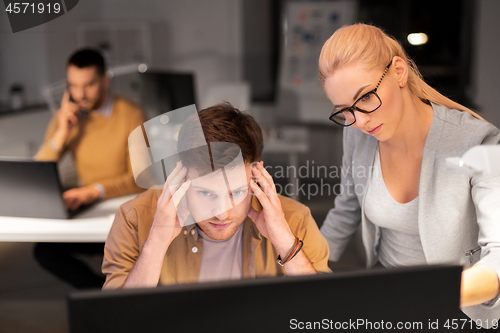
[320,103,500,323]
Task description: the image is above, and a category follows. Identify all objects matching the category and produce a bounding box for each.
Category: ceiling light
[407,33,428,46]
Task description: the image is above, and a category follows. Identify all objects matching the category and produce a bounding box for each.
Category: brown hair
[67,48,106,76]
[318,23,482,119]
[177,103,263,173]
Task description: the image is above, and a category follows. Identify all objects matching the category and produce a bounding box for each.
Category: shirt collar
[94,94,114,117]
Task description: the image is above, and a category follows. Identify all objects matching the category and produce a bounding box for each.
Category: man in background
[34,48,145,289]
[35,48,144,206]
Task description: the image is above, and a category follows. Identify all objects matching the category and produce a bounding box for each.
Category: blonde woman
[318,23,499,325]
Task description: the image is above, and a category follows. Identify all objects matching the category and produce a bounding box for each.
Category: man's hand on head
[63,185,101,211]
[249,161,317,276]
[149,162,191,251]
[248,161,296,256]
[122,162,191,288]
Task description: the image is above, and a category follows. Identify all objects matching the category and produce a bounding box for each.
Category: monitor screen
[111,70,196,120]
[67,265,462,333]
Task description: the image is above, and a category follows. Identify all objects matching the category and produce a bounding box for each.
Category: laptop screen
[0,159,69,219]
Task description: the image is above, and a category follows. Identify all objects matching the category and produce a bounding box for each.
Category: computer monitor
[43,69,196,120]
[67,265,462,333]
[110,70,196,120]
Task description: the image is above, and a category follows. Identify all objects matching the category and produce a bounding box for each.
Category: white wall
[473,0,500,128]
[0,0,103,104]
[0,16,48,105]
[2,0,499,122]
[100,0,241,61]
[44,0,104,84]
[0,0,243,108]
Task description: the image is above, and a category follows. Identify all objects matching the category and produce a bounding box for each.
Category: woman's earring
[400,81,406,87]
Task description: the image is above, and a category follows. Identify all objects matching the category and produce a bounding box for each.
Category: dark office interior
[1,0,499,332]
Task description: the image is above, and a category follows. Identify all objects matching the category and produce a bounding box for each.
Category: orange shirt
[35,96,145,199]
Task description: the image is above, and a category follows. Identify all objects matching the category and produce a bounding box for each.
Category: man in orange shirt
[34,48,145,288]
[35,48,144,207]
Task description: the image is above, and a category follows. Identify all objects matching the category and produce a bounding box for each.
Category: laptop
[67,265,463,333]
[0,158,92,219]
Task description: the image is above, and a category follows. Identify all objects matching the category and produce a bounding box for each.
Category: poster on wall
[278,0,357,123]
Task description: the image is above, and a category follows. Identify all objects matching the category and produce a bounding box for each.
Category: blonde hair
[319,23,482,119]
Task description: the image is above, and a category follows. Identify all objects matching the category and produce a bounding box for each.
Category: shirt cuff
[93,183,105,199]
[483,293,500,306]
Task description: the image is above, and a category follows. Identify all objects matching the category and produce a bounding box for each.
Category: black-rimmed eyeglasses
[329,61,392,127]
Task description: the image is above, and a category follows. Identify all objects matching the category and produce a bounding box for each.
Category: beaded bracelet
[277,237,303,266]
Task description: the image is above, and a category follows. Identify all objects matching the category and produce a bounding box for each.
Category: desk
[0,194,136,243]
